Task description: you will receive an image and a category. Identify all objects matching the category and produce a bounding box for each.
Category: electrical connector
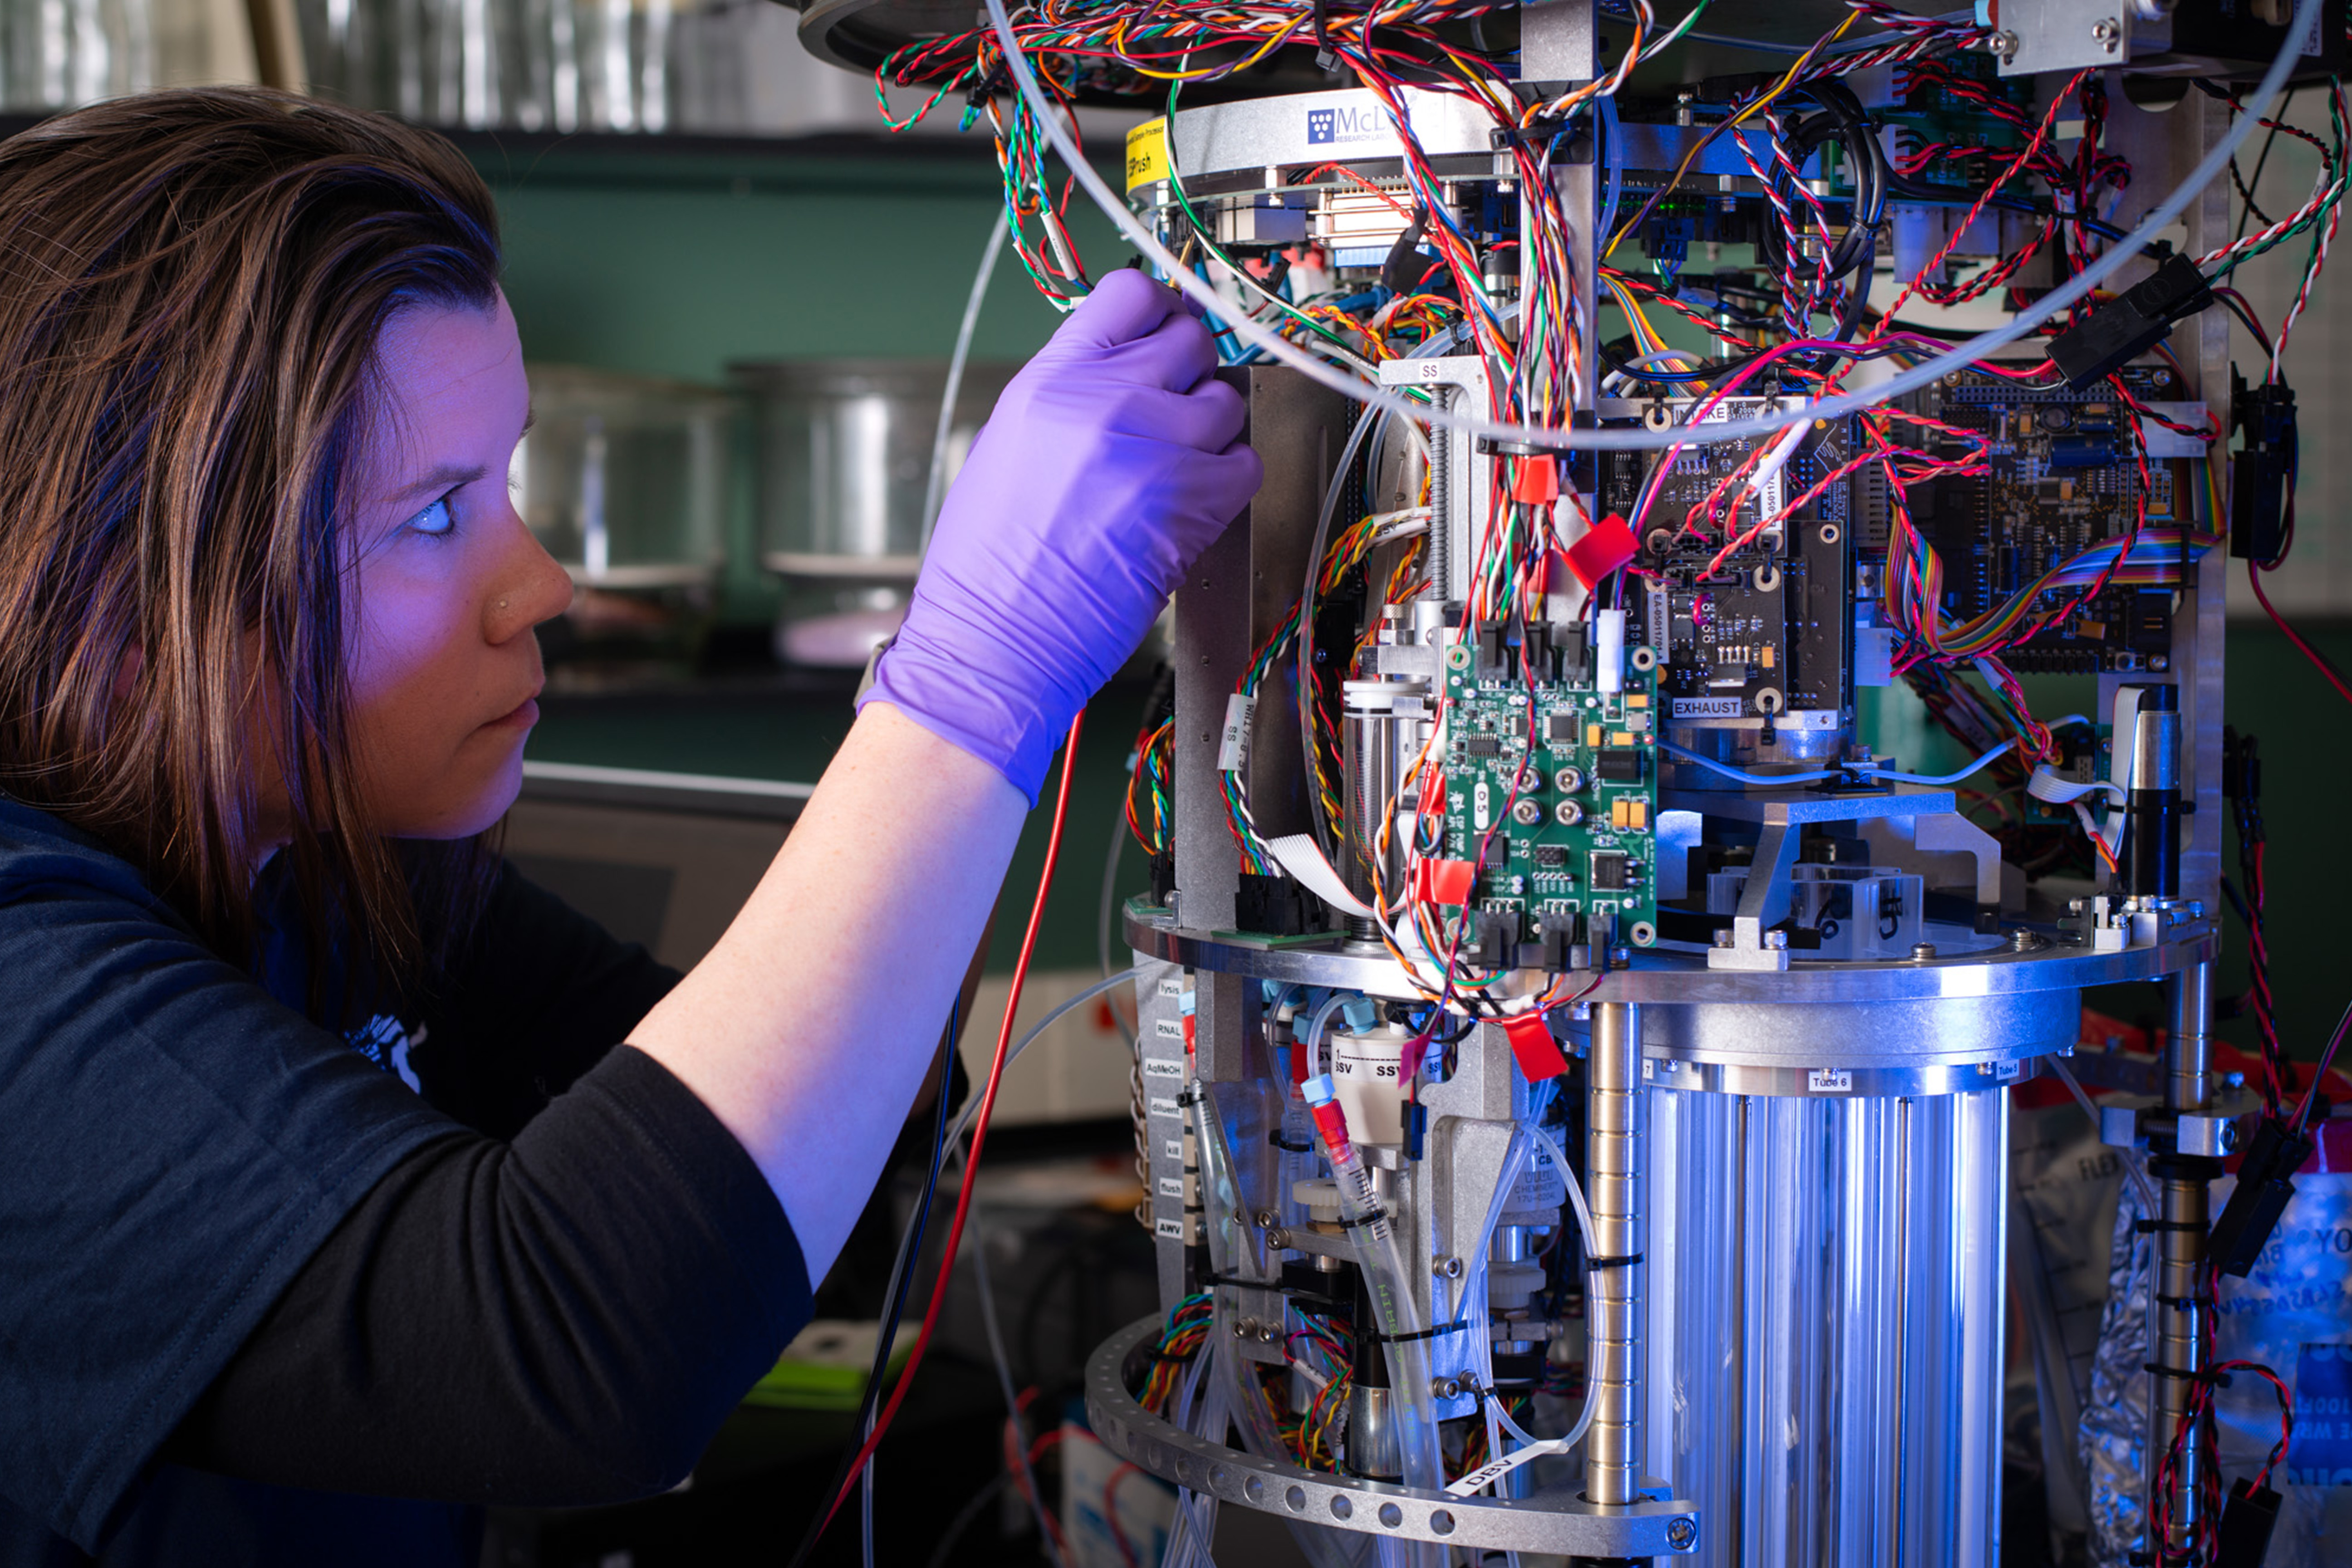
[2209,1114,2315,1277]
[1236,871,1317,936]
[2229,369,2298,565]
[2215,1476,2282,1567]
[2045,254,2214,391]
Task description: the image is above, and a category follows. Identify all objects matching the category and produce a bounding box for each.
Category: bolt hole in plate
[1630,645,1657,671]
[1210,1465,1229,1489]
[1445,643,1472,671]
[1245,1475,1265,1503]
[1379,1502,1405,1529]
[1331,1495,1353,1520]
[1286,1485,1307,1513]
[1631,920,1657,946]
[1431,1509,1455,1536]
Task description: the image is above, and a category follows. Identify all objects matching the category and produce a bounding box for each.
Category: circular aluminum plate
[1124,901,2214,1008]
[1085,1316,1703,1556]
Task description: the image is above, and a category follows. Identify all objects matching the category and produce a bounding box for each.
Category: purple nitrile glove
[862,270,1264,803]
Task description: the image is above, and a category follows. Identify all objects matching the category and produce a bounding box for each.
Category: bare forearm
[626,702,1027,1279]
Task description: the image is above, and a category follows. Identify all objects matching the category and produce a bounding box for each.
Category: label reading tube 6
[1808,1068,1854,1093]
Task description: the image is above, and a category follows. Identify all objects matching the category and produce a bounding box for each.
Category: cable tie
[1583,1252,1645,1269]
[1376,1314,1471,1345]
[2132,1218,2206,1234]
[2144,1361,2227,1385]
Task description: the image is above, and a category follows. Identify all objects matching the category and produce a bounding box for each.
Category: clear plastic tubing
[981,0,2318,451]
[1460,1129,1533,1490]
[1303,1072,1446,1559]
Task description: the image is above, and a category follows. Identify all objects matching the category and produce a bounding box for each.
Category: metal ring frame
[1085,1316,1704,1557]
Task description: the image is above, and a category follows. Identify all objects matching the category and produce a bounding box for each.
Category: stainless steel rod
[1585,1000,1643,1507]
[2149,960,2212,1557]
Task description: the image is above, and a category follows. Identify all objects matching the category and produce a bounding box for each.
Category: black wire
[2218,289,2275,357]
[785,996,963,1568]
[921,1470,1018,1568]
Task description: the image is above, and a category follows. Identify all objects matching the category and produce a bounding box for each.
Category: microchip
[1465,736,1502,756]
[1590,851,1630,891]
[1596,748,1644,784]
[1544,712,1580,743]
[1534,845,1569,868]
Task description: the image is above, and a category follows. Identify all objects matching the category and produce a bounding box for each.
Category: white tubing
[919,206,1011,551]
[981,0,2318,451]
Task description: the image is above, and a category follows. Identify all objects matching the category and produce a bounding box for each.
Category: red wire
[2248,560,2352,708]
[814,710,1088,1534]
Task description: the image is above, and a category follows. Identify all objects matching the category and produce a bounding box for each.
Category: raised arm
[625,274,1261,1279]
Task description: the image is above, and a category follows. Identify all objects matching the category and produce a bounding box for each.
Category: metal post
[1586,1001,1643,1508]
[2148,961,2212,1558]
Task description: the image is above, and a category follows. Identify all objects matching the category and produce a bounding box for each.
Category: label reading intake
[1808,1068,1854,1093]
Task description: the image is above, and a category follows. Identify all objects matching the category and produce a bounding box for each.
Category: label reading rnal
[1808,1068,1853,1093]
[1154,1017,1186,1040]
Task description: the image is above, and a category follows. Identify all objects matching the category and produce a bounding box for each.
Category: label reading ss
[1807,1068,1854,1093]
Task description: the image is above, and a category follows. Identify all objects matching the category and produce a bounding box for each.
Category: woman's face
[340,291,572,839]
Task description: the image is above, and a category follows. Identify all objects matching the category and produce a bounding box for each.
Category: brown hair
[0,87,505,1004]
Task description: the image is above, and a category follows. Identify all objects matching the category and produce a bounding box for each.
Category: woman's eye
[407,497,455,537]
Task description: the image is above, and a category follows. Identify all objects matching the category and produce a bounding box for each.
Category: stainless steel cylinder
[1645,1076,2008,1567]
[1585,1001,1644,1507]
[1341,679,1426,911]
[1343,1383,1402,1481]
[2148,961,2213,1558]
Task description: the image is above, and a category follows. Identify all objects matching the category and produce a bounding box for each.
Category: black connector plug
[1235,872,1318,937]
[2046,254,2215,391]
[2215,1475,2283,1567]
[2230,368,2298,564]
[2210,1114,2316,1277]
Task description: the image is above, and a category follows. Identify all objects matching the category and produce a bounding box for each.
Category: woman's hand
[862,269,1263,802]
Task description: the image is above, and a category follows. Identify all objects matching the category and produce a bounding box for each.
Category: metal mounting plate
[1085,1317,1702,1555]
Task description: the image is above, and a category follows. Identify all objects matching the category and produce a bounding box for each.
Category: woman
[0,88,1258,1565]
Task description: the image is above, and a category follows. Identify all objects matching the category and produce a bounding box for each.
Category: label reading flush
[1157,1177,1184,1199]
[1808,1068,1853,1093]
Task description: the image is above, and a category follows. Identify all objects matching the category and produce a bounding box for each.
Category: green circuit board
[1440,641,1660,955]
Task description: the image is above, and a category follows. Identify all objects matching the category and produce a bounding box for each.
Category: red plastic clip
[1414,857,1479,906]
[1564,512,1640,589]
[1509,455,1560,506]
[1503,1010,1572,1082]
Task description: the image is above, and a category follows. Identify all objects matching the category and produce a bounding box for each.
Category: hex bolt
[1257,1322,1279,1343]
[1255,1210,1280,1230]
[1512,798,1545,827]
[1911,943,1938,961]
[1989,29,2019,57]
[1235,1317,1257,1339]
[2091,16,2121,48]
[1432,1376,1462,1399]
[1435,1254,1466,1280]
[1666,1516,1699,1550]
[1264,1226,1292,1249]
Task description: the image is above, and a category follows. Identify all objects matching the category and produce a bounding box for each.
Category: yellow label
[1126,118,1170,193]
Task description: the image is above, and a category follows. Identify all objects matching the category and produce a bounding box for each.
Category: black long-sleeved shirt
[0,799,813,1566]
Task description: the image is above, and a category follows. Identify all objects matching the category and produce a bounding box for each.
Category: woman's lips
[485,695,540,730]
